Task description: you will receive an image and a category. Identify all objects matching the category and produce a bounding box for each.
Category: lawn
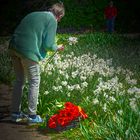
[0,32,140,140]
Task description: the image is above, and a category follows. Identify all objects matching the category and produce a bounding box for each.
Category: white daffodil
[118,110,123,115]
[67,85,74,91]
[81,82,88,88]
[109,96,116,102]
[92,98,99,105]
[103,103,107,112]
[68,37,78,45]
[61,81,68,86]
[74,84,81,90]
[129,98,137,111]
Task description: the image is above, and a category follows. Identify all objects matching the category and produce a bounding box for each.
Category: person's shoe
[11,112,28,123]
[28,115,43,125]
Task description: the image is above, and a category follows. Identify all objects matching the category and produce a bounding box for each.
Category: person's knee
[27,64,40,87]
[29,76,40,87]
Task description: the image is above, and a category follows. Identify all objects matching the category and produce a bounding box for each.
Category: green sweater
[10,11,58,62]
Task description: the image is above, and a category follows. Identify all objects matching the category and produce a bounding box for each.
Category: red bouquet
[47,102,88,131]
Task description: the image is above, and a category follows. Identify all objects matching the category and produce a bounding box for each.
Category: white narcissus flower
[86,96,90,101]
[68,37,78,45]
[74,84,81,90]
[44,91,49,95]
[109,96,116,102]
[81,82,88,88]
[58,86,62,91]
[127,87,140,94]
[92,98,99,105]
[129,98,137,111]
[125,76,137,85]
[52,86,62,92]
[72,71,78,78]
[67,92,71,97]
[61,81,68,86]
[125,129,129,136]
[52,86,59,91]
[59,70,65,75]
[48,71,52,75]
[80,75,87,81]
[67,85,74,91]
[104,93,109,98]
[118,110,123,115]
[65,73,69,79]
[103,103,107,112]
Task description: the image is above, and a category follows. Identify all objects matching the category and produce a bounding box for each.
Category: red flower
[64,102,75,109]
[48,114,58,128]
[48,121,57,128]
[47,102,88,129]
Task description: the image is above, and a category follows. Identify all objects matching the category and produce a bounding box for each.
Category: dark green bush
[0,0,140,35]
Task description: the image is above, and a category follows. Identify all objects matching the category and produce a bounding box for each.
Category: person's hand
[57,44,64,51]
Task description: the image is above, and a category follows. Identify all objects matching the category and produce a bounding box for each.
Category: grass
[0,32,140,139]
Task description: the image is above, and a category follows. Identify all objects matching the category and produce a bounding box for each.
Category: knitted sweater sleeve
[43,15,58,51]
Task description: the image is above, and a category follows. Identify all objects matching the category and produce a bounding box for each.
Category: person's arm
[43,17,58,51]
[43,17,64,52]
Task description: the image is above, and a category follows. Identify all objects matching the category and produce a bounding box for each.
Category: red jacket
[104,6,117,19]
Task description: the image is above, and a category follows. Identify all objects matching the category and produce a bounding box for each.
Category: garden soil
[0,84,63,140]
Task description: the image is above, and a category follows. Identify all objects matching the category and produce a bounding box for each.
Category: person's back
[104,1,117,19]
[11,11,57,62]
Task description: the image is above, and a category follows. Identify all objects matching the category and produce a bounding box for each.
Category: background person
[104,1,117,33]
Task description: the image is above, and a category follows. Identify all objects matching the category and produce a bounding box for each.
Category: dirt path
[0,121,51,140]
[0,84,54,140]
